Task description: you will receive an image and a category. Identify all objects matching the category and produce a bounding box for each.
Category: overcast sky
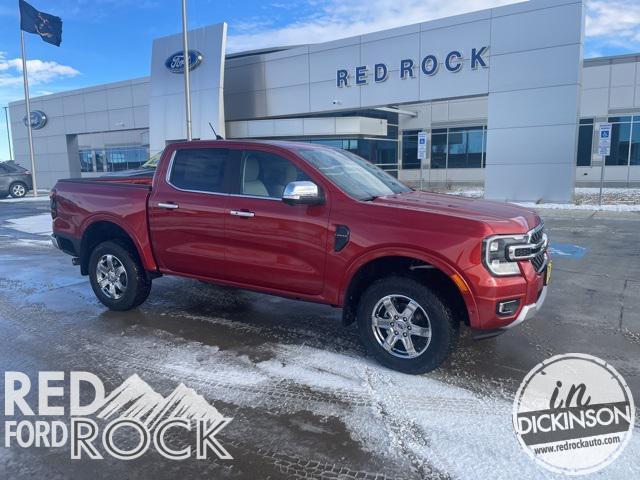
[1,0,639,160]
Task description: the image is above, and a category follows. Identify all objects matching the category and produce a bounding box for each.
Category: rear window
[168,148,230,193]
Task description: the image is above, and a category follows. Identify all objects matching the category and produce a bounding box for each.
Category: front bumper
[501,285,547,330]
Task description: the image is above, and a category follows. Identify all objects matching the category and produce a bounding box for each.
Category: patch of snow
[515,202,640,212]
[0,190,50,203]
[4,213,52,235]
[433,186,640,211]
[9,238,52,248]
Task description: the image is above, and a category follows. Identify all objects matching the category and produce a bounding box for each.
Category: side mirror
[282,181,324,206]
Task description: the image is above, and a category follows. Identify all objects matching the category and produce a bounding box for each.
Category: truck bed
[51,177,157,271]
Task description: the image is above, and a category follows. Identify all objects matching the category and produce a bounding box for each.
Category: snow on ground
[4,213,52,235]
[432,186,640,211]
[9,238,53,248]
[0,190,50,203]
[97,324,640,480]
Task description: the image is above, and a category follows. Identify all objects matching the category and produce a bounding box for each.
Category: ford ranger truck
[50,140,550,374]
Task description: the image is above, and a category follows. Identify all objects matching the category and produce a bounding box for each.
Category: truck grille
[528,223,547,273]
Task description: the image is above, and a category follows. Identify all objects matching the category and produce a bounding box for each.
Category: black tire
[9,182,28,198]
[356,276,458,374]
[88,240,151,311]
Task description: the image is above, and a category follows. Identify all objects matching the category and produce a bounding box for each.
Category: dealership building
[8,0,640,202]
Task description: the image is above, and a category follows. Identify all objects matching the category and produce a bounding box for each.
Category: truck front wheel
[356,276,458,374]
[88,240,151,311]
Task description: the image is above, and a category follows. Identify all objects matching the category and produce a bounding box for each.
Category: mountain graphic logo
[95,374,226,429]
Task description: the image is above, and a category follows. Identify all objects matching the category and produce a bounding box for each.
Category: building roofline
[225,46,303,59]
[584,52,640,66]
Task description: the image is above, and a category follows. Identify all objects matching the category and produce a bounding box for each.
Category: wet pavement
[0,200,639,479]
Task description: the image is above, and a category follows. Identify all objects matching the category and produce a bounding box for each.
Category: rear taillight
[50,190,57,219]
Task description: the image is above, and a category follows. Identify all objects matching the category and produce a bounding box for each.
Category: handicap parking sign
[598,123,612,156]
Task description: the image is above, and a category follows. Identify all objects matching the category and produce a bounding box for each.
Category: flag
[19,0,62,47]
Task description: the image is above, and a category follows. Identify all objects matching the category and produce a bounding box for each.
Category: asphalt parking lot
[0,199,639,479]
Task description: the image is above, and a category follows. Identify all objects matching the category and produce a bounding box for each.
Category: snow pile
[0,190,50,203]
[432,186,640,211]
[4,213,52,235]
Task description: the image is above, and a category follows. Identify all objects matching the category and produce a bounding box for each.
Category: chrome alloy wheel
[11,183,26,197]
[96,254,128,300]
[371,294,432,359]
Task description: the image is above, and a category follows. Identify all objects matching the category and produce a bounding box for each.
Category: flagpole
[19,30,38,197]
[181,0,192,141]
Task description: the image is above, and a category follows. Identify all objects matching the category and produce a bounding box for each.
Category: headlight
[483,234,528,276]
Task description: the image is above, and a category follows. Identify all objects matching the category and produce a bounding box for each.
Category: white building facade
[8,0,640,201]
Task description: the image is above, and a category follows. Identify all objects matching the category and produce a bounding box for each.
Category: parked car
[0,161,33,198]
[50,140,550,374]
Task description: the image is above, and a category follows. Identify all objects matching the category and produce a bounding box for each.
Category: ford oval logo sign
[165,50,203,73]
[23,110,47,130]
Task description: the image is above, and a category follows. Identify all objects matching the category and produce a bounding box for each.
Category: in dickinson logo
[3,371,233,460]
[513,353,635,475]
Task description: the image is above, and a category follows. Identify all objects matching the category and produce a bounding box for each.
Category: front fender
[338,246,479,326]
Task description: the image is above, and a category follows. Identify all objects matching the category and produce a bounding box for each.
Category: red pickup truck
[51,140,550,374]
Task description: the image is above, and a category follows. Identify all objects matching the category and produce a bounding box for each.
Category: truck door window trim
[165,146,322,203]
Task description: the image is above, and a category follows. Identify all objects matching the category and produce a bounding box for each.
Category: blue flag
[19,0,62,47]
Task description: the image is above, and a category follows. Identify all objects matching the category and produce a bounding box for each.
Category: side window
[169,148,230,193]
[240,150,309,198]
[0,165,7,174]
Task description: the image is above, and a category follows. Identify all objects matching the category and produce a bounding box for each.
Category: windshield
[297,147,410,200]
[141,151,163,169]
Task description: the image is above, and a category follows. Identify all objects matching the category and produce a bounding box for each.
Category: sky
[1,0,640,160]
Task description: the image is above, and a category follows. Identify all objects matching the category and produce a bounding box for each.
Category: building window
[431,129,448,169]
[401,130,420,169]
[403,125,486,169]
[79,145,149,173]
[606,116,632,166]
[631,115,640,166]
[79,149,93,173]
[576,118,594,166]
[576,116,640,167]
[447,126,484,168]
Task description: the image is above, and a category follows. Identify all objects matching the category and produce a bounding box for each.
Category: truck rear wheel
[88,240,151,311]
[356,276,458,374]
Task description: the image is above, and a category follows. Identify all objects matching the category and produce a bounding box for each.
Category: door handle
[158,202,179,209]
[230,210,255,218]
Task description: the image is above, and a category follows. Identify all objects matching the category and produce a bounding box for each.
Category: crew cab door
[224,148,330,296]
[148,146,231,279]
